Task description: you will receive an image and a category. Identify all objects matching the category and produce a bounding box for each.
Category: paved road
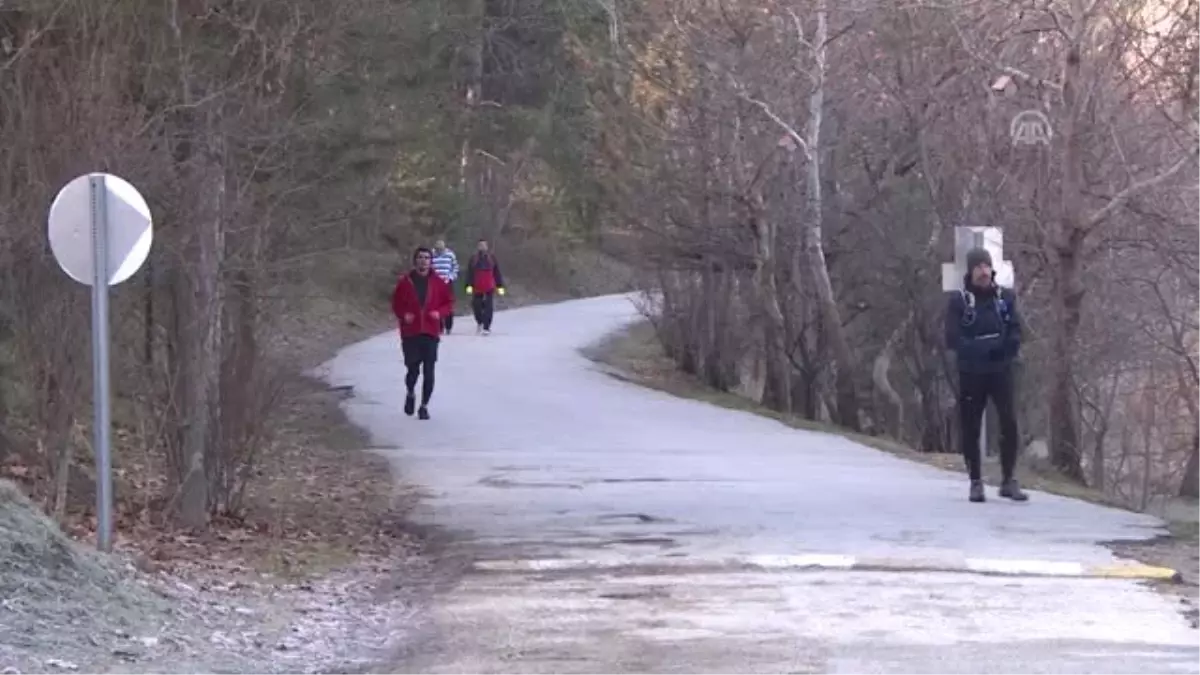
[323,294,1199,673]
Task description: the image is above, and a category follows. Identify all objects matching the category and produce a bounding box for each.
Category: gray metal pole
[88,174,113,552]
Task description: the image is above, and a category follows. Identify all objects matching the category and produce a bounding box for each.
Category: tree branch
[738,94,811,157]
[950,16,1063,91]
[1085,147,1199,229]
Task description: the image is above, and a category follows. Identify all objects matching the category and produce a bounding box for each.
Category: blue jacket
[944,279,1023,374]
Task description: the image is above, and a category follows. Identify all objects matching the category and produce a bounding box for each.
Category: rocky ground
[0,250,426,673]
[0,372,435,674]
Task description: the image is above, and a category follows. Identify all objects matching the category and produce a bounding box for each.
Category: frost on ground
[0,479,431,674]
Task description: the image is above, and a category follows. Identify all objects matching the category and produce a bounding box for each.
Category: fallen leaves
[3,356,426,674]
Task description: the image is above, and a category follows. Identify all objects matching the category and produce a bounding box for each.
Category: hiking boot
[418,406,430,421]
[969,480,986,503]
[999,479,1029,501]
[404,393,415,416]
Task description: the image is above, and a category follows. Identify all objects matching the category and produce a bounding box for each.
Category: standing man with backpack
[431,239,460,334]
[944,247,1028,503]
[464,238,506,335]
[392,246,455,420]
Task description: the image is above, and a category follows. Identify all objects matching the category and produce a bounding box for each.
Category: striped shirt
[431,248,459,283]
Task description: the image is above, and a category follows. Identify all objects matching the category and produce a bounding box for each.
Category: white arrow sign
[48,173,153,287]
[47,173,154,552]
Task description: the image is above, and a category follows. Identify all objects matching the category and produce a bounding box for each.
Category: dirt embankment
[1,249,416,673]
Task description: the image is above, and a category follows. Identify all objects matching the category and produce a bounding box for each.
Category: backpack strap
[994,287,1012,324]
[960,289,977,326]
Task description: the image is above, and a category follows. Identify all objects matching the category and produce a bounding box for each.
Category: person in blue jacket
[945,247,1028,503]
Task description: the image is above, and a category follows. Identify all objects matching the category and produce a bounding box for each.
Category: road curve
[322,293,1198,674]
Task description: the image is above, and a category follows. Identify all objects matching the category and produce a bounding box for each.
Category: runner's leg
[991,369,1019,482]
[958,371,989,482]
[472,293,484,328]
[402,338,419,415]
[420,337,438,407]
[482,291,495,331]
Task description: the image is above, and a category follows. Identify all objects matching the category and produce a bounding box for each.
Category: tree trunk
[1047,254,1085,480]
[1180,433,1199,499]
[176,125,226,530]
[1047,5,1087,483]
[460,0,485,204]
[1089,372,1120,492]
[51,423,74,523]
[872,321,908,438]
[751,200,792,413]
[803,0,859,430]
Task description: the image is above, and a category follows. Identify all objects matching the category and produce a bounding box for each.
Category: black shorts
[401,335,439,367]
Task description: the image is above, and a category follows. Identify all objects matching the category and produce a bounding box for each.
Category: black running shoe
[404,393,415,416]
[999,479,1029,501]
[418,406,430,421]
[969,480,986,503]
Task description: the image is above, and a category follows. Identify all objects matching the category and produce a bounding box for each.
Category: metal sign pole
[49,171,152,552]
[88,174,114,552]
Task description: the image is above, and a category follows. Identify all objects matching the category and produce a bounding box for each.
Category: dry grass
[227,248,420,578]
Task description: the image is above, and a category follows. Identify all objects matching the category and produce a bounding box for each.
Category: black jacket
[944,278,1023,374]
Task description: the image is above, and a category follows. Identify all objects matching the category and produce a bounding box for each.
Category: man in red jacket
[391,247,455,420]
[463,238,506,335]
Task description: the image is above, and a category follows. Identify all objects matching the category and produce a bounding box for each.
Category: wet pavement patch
[606,537,678,548]
[477,476,583,489]
[598,513,670,524]
[597,588,670,601]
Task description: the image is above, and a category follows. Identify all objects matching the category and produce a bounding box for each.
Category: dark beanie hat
[966,247,992,271]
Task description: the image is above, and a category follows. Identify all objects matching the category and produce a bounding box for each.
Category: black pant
[959,369,1018,482]
[441,287,457,334]
[402,335,439,405]
[472,292,494,330]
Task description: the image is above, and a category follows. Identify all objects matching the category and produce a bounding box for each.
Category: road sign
[942,226,1014,459]
[48,174,152,286]
[47,173,153,552]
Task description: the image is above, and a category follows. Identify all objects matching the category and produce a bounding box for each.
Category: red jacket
[465,252,504,295]
[392,270,454,339]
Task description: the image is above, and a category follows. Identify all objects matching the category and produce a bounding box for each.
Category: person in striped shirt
[431,239,459,334]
